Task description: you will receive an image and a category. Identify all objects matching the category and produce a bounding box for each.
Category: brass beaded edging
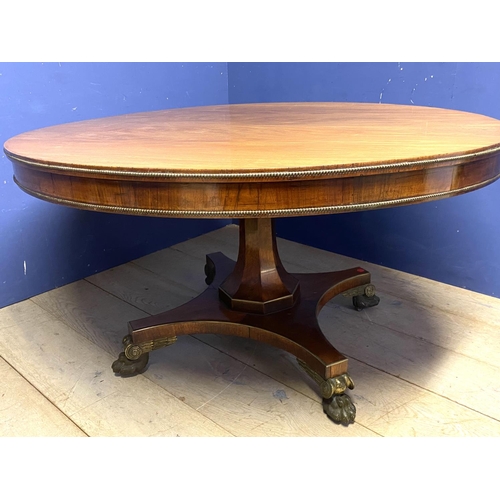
[6,144,500,180]
[14,174,500,218]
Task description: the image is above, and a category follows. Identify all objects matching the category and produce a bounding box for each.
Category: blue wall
[228,63,500,297]
[0,63,229,308]
[3,62,500,307]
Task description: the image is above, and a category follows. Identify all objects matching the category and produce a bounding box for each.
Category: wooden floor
[1,224,500,437]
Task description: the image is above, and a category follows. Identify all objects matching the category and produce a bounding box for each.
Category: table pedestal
[112,219,380,425]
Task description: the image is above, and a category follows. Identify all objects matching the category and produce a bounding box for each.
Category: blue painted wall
[0,63,229,308]
[3,62,500,307]
[228,63,500,297]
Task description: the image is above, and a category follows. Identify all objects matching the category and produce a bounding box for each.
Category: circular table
[5,102,500,425]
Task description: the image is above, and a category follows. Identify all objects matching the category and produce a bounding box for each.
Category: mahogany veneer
[5,103,500,218]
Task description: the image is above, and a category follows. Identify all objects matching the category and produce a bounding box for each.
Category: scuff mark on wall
[379,78,392,103]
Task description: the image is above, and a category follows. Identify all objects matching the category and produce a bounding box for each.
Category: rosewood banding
[9,154,500,218]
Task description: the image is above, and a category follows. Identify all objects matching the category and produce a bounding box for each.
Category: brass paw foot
[112,334,177,377]
[297,359,357,425]
[323,394,356,426]
[343,283,380,310]
[112,351,149,376]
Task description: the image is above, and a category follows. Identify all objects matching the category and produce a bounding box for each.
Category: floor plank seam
[81,270,489,428]
[275,242,500,326]
[10,225,497,435]
[130,239,500,370]
[172,244,233,263]
[362,395,423,427]
[65,390,119,420]
[83,276,200,320]
[331,304,500,370]
[23,292,247,436]
[127,260,203,296]
[0,353,91,437]
[80,279,154,317]
[346,354,500,424]
[356,423,383,436]
[356,288,500,331]
[137,277,500,416]
[31,292,242,436]
[158,244,211,265]
[189,335,386,435]
[85,244,500,386]
[83,258,500,430]
[191,335,320,396]
[25,292,234,435]
[195,364,249,411]
[84,266,458,426]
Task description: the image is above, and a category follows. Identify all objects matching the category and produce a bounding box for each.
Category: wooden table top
[5,103,500,218]
[5,102,500,176]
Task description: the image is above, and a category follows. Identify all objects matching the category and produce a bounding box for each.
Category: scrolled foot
[112,351,149,376]
[112,333,177,376]
[112,334,149,376]
[323,394,356,426]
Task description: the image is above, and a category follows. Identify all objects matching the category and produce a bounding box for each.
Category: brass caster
[323,394,356,426]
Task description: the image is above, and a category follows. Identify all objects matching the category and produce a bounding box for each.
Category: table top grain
[5,102,500,177]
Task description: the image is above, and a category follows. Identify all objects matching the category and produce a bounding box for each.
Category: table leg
[112,219,380,425]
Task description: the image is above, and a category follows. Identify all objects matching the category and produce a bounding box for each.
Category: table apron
[12,155,500,218]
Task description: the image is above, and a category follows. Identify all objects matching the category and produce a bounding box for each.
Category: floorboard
[0,356,86,437]
[2,224,500,437]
